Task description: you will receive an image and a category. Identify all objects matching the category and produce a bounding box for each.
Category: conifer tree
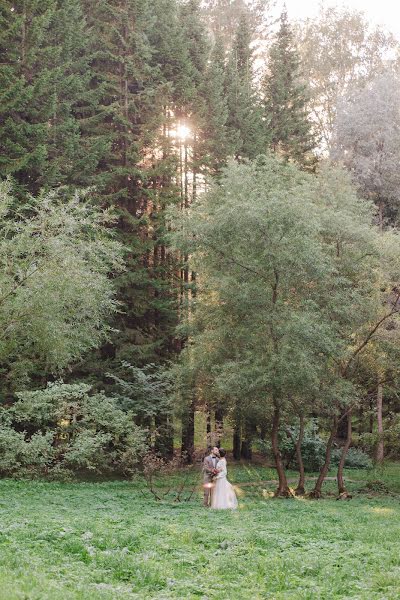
[262,9,317,169]
[0,0,105,192]
[200,35,230,174]
[225,14,264,160]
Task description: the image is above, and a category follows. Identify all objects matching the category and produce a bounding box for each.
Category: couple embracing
[203,447,238,510]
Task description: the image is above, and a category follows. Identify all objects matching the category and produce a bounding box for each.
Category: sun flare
[176,123,191,140]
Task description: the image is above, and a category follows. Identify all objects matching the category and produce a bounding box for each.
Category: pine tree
[225,14,264,160]
[0,0,58,192]
[0,0,106,192]
[200,35,230,174]
[262,9,317,169]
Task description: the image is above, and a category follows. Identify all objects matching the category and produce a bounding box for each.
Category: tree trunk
[336,413,348,441]
[233,422,241,461]
[241,420,255,460]
[294,415,305,496]
[240,438,252,460]
[260,420,267,441]
[154,414,174,459]
[181,400,195,464]
[337,410,352,497]
[206,408,211,447]
[375,383,384,463]
[271,403,293,497]
[309,417,337,499]
[378,200,384,231]
[215,408,223,447]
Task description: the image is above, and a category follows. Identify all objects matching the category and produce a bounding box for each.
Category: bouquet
[210,468,219,480]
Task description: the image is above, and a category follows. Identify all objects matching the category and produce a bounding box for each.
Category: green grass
[1,464,400,599]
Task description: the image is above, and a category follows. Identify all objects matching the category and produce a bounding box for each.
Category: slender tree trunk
[375,383,384,463]
[215,408,224,447]
[294,415,305,495]
[378,200,384,232]
[336,413,348,441]
[181,399,195,464]
[337,411,352,497]
[271,403,292,497]
[241,420,254,460]
[154,415,174,459]
[233,421,241,461]
[309,417,338,499]
[260,421,267,441]
[206,407,211,446]
[369,394,374,433]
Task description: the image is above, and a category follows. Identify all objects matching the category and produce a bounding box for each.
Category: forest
[3,1,400,598]
[1,0,400,497]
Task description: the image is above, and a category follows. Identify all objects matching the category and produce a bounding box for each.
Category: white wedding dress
[211,458,238,510]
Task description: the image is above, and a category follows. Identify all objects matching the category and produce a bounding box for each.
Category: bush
[0,427,55,477]
[0,382,147,479]
[331,446,372,469]
[255,421,327,472]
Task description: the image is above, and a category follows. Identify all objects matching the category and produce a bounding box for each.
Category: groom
[203,446,220,507]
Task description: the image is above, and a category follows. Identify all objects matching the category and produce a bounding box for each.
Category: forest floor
[1,463,400,599]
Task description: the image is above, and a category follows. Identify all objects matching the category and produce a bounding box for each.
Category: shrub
[0,382,147,479]
[255,420,326,472]
[331,446,372,469]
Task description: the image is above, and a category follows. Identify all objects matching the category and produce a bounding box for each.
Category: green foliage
[331,447,373,470]
[0,0,106,192]
[262,10,317,169]
[0,382,146,478]
[171,153,400,483]
[256,421,327,472]
[108,362,173,420]
[224,14,264,159]
[0,181,123,392]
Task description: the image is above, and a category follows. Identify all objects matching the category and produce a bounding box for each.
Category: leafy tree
[0,180,123,395]
[332,72,400,228]
[262,9,317,169]
[171,155,400,496]
[202,0,272,51]
[296,5,398,149]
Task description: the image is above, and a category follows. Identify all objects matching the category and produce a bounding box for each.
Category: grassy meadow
[1,463,400,599]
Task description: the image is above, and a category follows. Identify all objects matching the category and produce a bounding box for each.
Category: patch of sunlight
[233,485,245,497]
[369,507,395,516]
[242,464,263,481]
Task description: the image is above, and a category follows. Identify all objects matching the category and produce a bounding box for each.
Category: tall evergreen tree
[200,35,230,175]
[225,14,264,160]
[262,10,317,169]
[0,0,106,192]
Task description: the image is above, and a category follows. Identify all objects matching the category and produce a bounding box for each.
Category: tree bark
[206,408,211,446]
[154,414,174,459]
[336,413,348,441]
[233,422,241,461]
[294,415,305,495]
[181,399,195,464]
[337,410,352,497]
[378,200,384,232]
[214,408,224,448]
[271,403,293,497]
[241,420,255,460]
[375,383,384,463]
[309,416,338,499]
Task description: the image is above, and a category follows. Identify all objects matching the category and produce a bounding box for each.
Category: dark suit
[203,454,218,506]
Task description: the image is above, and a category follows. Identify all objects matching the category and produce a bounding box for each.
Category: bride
[211,449,238,510]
